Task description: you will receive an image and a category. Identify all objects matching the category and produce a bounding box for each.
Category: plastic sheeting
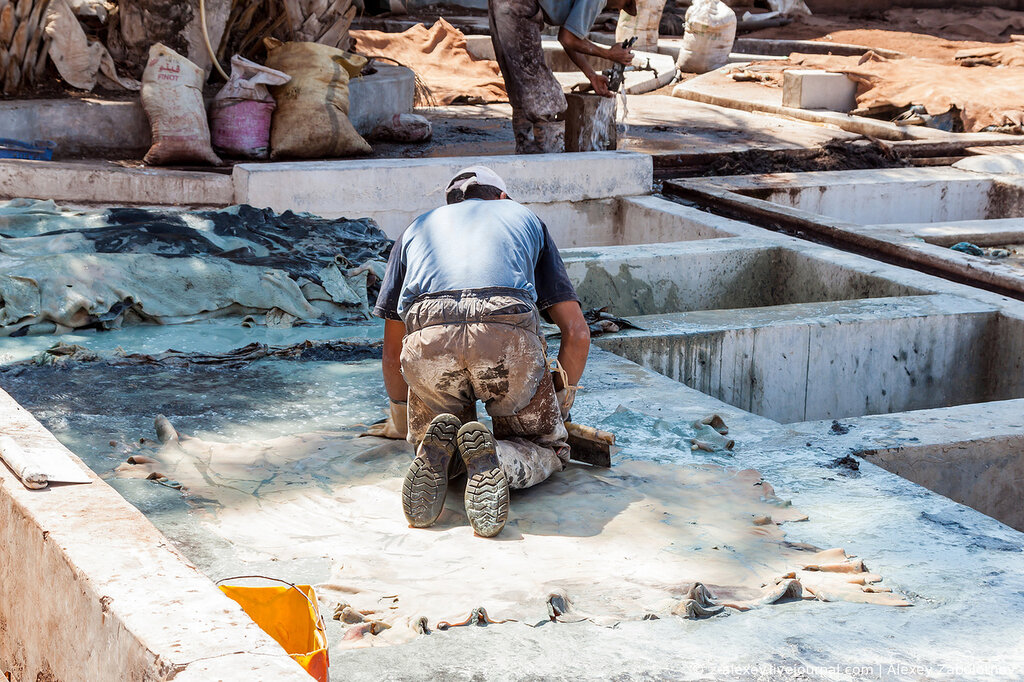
[0,200,392,335]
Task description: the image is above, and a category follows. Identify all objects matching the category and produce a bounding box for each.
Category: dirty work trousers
[489,0,566,153]
[401,289,569,489]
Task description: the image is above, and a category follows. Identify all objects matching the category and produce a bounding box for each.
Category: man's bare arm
[382,319,409,402]
[547,300,590,387]
[557,27,634,64]
[557,29,634,97]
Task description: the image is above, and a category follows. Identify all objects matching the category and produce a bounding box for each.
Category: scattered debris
[951,241,985,257]
[671,582,725,618]
[828,455,860,472]
[829,420,852,435]
[437,606,514,630]
[690,419,734,453]
[702,139,905,177]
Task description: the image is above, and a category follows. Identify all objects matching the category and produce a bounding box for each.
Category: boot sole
[457,422,509,538]
[403,414,460,528]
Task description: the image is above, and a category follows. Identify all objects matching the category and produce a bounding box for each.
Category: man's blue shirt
[539,0,606,38]
[373,198,579,320]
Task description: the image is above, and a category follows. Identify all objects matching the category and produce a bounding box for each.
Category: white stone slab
[782,69,858,113]
[233,151,653,236]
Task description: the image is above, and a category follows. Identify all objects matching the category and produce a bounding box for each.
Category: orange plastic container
[218,576,329,682]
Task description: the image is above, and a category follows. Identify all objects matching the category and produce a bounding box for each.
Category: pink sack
[210,55,290,159]
[211,100,276,159]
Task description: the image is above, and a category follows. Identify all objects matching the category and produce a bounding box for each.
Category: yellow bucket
[217,576,329,682]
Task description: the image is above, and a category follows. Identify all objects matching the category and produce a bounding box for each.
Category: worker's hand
[606,43,634,66]
[360,400,408,439]
[589,74,613,98]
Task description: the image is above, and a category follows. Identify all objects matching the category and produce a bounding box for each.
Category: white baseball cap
[445,165,508,197]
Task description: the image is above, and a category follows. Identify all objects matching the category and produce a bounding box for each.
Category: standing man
[371,166,591,537]
[489,0,637,153]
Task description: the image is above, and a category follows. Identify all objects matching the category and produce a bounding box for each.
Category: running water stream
[588,90,629,151]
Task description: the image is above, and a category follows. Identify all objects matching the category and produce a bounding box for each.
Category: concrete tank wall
[563,241,923,317]
[595,295,1002,422]
[0,391,309,682]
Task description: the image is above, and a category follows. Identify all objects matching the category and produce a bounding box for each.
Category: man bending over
[372,166,591,537]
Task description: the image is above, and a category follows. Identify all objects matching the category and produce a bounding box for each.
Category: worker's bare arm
[547,300,591,387]
[382,319,409,402]
[557,28,634,65]
[561,42,611,96]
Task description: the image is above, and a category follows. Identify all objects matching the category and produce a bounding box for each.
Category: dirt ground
[744,7,1024,61]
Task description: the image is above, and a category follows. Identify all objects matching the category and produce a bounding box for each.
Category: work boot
[403,413,461,528]
[456,421,509,538]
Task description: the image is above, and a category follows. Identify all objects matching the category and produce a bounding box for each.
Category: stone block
[782,69,858,112]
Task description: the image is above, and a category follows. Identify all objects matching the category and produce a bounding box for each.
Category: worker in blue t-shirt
[369,166,591,538]
[489,0,637,153]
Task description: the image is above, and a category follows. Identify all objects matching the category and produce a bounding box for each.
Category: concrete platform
[0,389,309,680]
[3,153,1024,682]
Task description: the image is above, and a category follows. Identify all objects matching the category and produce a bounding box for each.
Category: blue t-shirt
[373,199,579,320]
[539,0,606,39]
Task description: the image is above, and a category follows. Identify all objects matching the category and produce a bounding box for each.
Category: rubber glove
[361,400,408,439]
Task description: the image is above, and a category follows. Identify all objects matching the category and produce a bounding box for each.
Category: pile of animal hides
[0,198,392,336]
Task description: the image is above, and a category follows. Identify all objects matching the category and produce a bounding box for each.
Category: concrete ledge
[0,159,234,207]
[0,389,308,681]
[233,151,654,236]
[0,66,414,158]
[0,98,150,157]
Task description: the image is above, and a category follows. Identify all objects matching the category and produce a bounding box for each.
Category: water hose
[200,0,230,80]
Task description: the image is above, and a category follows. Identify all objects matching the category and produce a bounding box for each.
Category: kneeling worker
[489,0,637,153]
[372,166,591,537]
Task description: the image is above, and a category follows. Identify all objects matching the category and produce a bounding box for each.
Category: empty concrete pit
[664,167,1024,300]
[733,168,1024,225]
[565,241,922,317]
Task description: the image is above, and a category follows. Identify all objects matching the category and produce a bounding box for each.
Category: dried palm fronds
[219,0,356,64]
[283,0,356,48]
[0,0,53,95]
